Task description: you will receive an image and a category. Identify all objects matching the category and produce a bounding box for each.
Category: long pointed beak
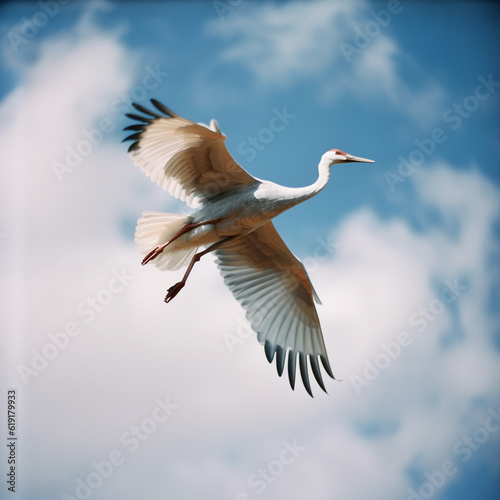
[344,154,375,163]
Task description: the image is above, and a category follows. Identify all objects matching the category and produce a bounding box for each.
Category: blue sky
[0,1,499,499]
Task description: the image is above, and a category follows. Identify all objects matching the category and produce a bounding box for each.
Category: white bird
[123,99,374,397]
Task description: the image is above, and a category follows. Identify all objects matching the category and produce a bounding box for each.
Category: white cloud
[312,161,500,485]
[0,22,136,248]
[207,0,445,126]
[9,153,499,500]
[346,34,445,126]
[209,0,357,87]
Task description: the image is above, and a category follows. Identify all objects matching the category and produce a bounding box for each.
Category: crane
[123,99,374,396]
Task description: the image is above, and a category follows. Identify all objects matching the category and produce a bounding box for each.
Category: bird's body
[193,182,309,235]
[124,99,374,396]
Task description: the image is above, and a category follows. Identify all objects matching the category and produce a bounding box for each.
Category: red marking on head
[328,148,347,155]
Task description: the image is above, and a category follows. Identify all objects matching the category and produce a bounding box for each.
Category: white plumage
[124,99,374,396]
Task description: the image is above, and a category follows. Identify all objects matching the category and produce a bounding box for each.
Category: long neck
[281,156,331,203]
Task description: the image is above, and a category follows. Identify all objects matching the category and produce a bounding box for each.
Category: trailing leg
[142,221,204,265]
[164,236,235,303]
[136,212,221,266]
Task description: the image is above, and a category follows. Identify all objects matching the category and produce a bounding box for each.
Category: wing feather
[215,222,335,396]
[123,100,256,208]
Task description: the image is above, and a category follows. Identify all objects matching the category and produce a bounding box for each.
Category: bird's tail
[135,211,197,271]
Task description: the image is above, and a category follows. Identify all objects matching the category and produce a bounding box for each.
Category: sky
[0,0,499,499]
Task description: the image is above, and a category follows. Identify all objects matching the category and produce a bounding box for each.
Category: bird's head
[322,148,375,167]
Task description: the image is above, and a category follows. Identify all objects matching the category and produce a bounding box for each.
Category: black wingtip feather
[123,124,144,132]
[125,113,150,123]
[127,142,140,153]
[132,102,161,118]
[151,98,176,117]
[122,132,142,142]
[310,355,327,393]
[264,340,275,363]
[275,346,285,377]
[320,355,335,379]
[265,344,334,395]
[122,100,177,153]
[288,351,297,390]
[299,354,313,398]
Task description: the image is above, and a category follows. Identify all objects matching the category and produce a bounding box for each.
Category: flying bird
[123,99,374,397]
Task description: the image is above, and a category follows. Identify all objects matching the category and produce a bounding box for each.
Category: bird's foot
[164,281,185,303]
[142,244,167,265]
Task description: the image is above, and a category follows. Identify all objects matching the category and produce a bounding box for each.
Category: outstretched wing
[123,99,256,208]
[215,222,335,396]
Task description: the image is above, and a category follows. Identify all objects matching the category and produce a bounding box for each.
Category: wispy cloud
[317,161,500,490]
[207,0,445,126]
[208,0,357,87]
